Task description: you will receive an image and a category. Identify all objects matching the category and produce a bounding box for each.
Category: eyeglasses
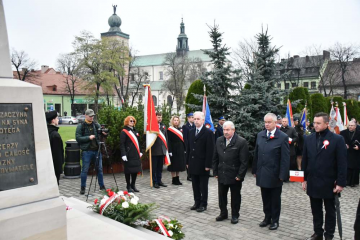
[130,120,135,123]
[89,116,94,118]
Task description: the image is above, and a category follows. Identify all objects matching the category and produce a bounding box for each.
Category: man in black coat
[214,116,226,142]
[302,112,347,240]
[151,112,168,188]
[252,113,290,230]
[187,111,214,212]
[213,121,249,224]
[280,117,298,171]
[46,111,64,185]
[182,112,195,181]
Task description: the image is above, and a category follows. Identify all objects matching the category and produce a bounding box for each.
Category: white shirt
[196,125,203,135]
[267,128,276,138]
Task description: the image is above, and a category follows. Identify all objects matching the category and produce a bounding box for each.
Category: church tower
[176,18,189,57]
[101,5,129,47]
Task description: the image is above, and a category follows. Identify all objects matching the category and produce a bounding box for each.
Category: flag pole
[149,148,153,188]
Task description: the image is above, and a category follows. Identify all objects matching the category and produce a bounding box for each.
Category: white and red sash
[155,218,170,237]
[122,129,141,157]
[99,194,118,215]
[157,130,171,166]
[168,126,184,142]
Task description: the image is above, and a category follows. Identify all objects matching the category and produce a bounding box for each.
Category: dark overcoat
[214,124,224,142]
[151,122,168,156]
[182,121,195,146]
[280,126,298,156]
[213,133,249,185]
[186,126,214,175]
[120,126,142,174]
[47,125,64,176]
[252,128,290,188]
[302,129,347,199]
[340,129,360,169]
[167,127,186,172]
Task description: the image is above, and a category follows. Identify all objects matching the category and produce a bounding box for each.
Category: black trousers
[290,155,297,171]
[261,186,282,223]
[191,174,209,207]
[56,173,60,186]
[310,197,336,239]
[218,181,242,218]
[152,155,164,184]
[125,173,137,187]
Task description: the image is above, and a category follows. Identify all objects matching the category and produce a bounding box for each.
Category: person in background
[280,117,298,172]
[182,112,195,181]
[168,116,186,185]
[295,120,305,170]
[215,116,226,142]
[276,115,282,128]
[46,110,64,185]
[120,116,142,192]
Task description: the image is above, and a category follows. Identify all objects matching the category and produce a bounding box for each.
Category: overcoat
[280,126,298,156]
[302,129,347,199]
[120,126,142,174]
[167,127,186,172]
[213,133,249,185]
[252,128,290,188]
[47,125,64,176]
[340,129,360,169]
[151,122,168,156]
[182,121,195,146]
[186,126,214,175]
[214,124,224,142]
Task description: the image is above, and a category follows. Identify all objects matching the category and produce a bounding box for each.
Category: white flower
[168,230,173,237]
[100,196,109,206]
[130,198,138,205]
[169,224,174,228]
[117,191,124,196]
[128,192,135,196]
[122,202,129,208]
[133,196,139,202]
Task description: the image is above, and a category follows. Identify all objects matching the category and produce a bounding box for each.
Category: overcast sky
[3,0,360,69]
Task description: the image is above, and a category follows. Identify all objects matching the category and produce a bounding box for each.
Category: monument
[0,1,67,239]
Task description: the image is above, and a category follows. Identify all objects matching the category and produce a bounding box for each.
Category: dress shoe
[259,219,271,227]
[158,182,167,187]
[131,185,140,192]
[190,204,199,210]
[80,187,85,195]
[153,183,160,189]
[187,176,192,181]
[305,233,323,240]
[196,206,207,212]
[231,217,239,224]
[269,222,279,230]
[215,215,228,221]
[99,185,106,191]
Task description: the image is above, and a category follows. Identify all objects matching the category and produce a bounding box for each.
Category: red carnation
[94,199,98,204]
[154,226,160,232]
[108,191,114,197]
[270,136,274,139]
[123,191,128,195]
[106,189,111,192]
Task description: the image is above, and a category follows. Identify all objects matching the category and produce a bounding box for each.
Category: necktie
[226,139,230,146]
[267,131,271,139]
[196,129,199,136]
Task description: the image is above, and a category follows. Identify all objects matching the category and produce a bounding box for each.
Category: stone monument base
[0,197,67,240]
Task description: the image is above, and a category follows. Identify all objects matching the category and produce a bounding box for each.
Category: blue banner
[204,99,215,131]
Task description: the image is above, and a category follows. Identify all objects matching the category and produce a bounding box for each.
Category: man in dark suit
[302,112,347,240]
[187,111,214,212]
[151,112,168,189]
[182,112,195,181]
[213,121,249,224]
[280,117,298,171]
[252,113,290,230]
[214,116,226,142]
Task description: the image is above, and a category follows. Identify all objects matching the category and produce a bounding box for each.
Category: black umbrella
[335,193,343,240]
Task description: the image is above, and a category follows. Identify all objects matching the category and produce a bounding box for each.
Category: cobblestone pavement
[59,169,359,240]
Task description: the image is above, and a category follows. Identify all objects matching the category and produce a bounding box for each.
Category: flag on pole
[334,103,344,134]
[329,101,337,132]
[343,102,349,128]
[300,107,307,131]
[202,85,215,131]
[286,99,294,127]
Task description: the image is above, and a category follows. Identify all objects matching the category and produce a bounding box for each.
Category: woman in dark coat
[167,116,186,185]
[120,116,142,192]
[295,123,304,170]
[340,120,360,187]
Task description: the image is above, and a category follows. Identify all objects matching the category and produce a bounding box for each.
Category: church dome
[108,14,121,32]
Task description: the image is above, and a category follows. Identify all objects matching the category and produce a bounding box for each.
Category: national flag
[329,102,337,132]
[144,85,159,151]
[343,102,349,128]
[202,86,215,131]
[286,99,294,127]
[289,171,304,182]
[300,107,307,130]
[334,105,344,134]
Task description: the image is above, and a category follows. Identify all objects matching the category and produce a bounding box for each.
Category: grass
[58,126,77,150]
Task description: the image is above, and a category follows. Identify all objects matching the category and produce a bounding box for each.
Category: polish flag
[289,171,304,182]
[144,85,159,151]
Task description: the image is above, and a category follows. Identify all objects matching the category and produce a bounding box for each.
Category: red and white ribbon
[168,127,184,142]
[155,219,170,237]
[158,131,171,166]
[122,129,141,157]
[322,140,330,149]
[99,194,118,215]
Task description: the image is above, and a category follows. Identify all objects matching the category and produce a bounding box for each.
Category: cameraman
[76,109,106,195]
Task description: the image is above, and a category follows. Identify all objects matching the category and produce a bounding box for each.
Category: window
[152,95,157,106]
[303,82,309,88]
[277,83,281,88]
[159,71,163,80]
[285,83,289,89]
[311,82,316,89]
[138,94,143,102]
[167,95,173,106]
[291,83,297,88]
[131,73,135,82]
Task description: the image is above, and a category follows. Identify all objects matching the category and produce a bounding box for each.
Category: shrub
[185,79,205,114]
[346,99,360,122]
[310,93,328,120]
[288,87,312,115]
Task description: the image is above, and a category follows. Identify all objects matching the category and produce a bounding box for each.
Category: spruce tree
[201,23,240,119]
[232,28,285,150]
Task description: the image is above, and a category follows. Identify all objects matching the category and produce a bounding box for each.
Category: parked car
[61,116,78,125]
[76,115,86,123]
[58,117,63,124]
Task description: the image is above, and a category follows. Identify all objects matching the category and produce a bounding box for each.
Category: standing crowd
[45,108,360,240]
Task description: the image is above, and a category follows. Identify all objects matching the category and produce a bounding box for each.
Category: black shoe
[80,187,85,195]
[187,176,192,181]
[196,206,207,212]
[269,222,279,230]
[99,186,106,191]
[131,185,140,192]
[177,176,183,185]
[153,183,160,188]
[126,184,134,193]
[259,219,271,227]
[216,215,228,221]
[231,217,239,224]
[172,177,180,185]
[305,233,323,240]
[158,182,167,187]
[190,204,199,210]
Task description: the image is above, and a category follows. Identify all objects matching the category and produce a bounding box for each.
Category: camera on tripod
[97,124,109,134]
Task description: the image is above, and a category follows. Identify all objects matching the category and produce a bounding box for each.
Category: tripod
[85,140,119,202]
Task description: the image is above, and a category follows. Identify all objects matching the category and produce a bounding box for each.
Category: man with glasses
[76,109,106,194]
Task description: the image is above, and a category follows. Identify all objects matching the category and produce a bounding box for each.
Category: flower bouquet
[144,216,185,240]
[89,189,156,226]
